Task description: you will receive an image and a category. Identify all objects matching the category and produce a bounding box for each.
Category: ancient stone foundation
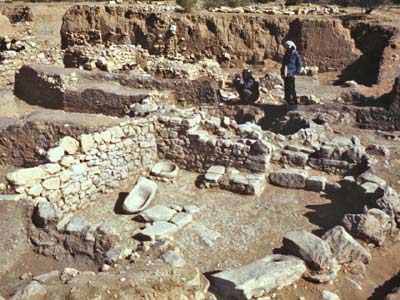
[7,117,158,211]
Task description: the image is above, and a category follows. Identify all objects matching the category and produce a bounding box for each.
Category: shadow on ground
[368,273,400,300]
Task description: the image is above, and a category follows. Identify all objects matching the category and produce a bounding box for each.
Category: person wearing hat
[281,40,302,111]
[233,68,259,104]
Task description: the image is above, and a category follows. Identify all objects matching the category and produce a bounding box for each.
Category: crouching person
[281,40,302,111]
[233,68,259,104]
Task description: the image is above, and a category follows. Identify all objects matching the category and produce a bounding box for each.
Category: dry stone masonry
[7,117,158,211]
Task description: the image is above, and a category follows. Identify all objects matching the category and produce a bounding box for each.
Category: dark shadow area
[337,17,393,86]
[113,192,129,215]
[304,184,366,236]
[257,103,311,135]
[205,270,242,300]
[368,273,400,300]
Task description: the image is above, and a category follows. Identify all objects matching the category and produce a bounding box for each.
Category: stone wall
[156,111,274,174]
[7,117,158,211]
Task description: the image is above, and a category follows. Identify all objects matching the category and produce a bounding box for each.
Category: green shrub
[176,0,198,12]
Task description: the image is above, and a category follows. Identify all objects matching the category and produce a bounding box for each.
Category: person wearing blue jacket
[281,40,302,111]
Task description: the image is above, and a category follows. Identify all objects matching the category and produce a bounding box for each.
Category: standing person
[281,40,302,111]
[164,23,178,57]
[233,68,259,104]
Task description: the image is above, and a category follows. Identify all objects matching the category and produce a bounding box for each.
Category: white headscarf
[284,40,297,50]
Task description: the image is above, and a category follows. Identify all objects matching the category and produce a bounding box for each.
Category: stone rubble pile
[64,44,148,73]
[145,57,225,82]
[0,35,62,85]
[64,45,225,82]
[30,201,127,265]
[208,5,347,16]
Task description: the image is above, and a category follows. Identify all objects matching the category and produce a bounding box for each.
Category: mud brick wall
[7,117,158,211]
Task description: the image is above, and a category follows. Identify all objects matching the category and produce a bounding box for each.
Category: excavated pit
[339,17,396,87]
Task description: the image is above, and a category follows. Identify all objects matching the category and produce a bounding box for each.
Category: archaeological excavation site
[1,0,400,299]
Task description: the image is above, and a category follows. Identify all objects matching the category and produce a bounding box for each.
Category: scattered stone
[375,187,400,224]
[161,250,186,268]
[269,169,308,189]
[189,222,220,247]
[10,281,47,300]
[171,212,193,228]
[184,205,200,214]
[283,230,338,282]
[358,172,386,187]
[343,209,392,245]
[105,246,132,264]
[283,230,334,271]
[33,202,63,228]
[210,255,306,300]
[20,272,32,280]
[322,290,340,300]
[136,221,178,241]
[322,226,371,264]
[60,268,79,283]
[65,218,91,233]
[306,176,327,192]
[140,205,177,222]
[101,264,111,272]
[33,270,60,283]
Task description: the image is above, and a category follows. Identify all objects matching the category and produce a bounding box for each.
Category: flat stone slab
[210,254,306,300]
[140,205,176,222]
[189,222,220,247]
[170,212,193,228]
[269,169,308,189]
[136,221,178,241]
[207,165,226,175]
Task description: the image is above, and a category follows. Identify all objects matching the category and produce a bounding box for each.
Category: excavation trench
[60,6,395,88]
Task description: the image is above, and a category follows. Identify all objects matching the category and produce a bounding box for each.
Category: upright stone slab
[283,230,334,271]
[322,226,371,264]
[210,255,306,300]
